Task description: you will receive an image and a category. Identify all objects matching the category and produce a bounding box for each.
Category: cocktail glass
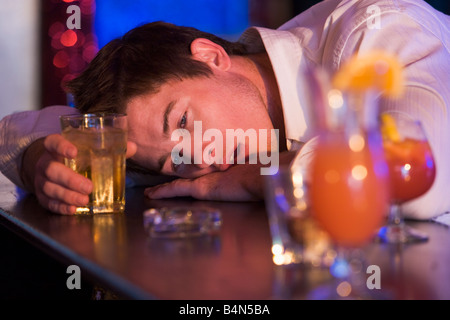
[308,88,390,299]
[377,111,436,243]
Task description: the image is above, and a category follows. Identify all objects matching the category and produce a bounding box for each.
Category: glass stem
[388,203,404,227]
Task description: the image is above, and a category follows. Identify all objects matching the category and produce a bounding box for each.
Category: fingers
[44,134,77,159]
[144,179,195,199]
[43,161,92,193]
[34,134,93,215]
[35,191,79,215]
[37,163,91,199]
[36,142,93,194]
[35,181,87,215]
[36,135,134,215]
[35,159,92,215]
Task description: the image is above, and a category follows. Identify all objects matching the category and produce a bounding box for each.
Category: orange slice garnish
[380,113,401,142]
[332,51,404,98]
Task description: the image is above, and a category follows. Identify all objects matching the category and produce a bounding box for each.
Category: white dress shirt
[0,0,449,219]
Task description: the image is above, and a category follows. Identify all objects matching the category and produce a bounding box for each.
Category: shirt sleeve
[0,106,79,189]
[0,105,174,191]
[337,10,450,220]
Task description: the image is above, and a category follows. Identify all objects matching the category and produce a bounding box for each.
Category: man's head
[67,22,279,178]
[66,21,248,114]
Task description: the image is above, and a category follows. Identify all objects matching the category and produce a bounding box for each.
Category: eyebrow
[163,100,177,137]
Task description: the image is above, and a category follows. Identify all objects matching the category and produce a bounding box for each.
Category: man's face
[127,72,275,178]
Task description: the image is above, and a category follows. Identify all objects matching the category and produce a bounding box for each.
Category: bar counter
[0,173,449,300]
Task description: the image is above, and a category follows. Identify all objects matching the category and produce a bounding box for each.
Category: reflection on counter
[91,213,127,269]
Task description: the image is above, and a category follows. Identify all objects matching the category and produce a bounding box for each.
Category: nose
[194,145,232,172]
[172,139,233,175]
[192,144,215,169]
[176,143,214,170]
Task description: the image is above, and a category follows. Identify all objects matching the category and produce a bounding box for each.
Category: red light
[60,30,78,47]
[53,51,70,68]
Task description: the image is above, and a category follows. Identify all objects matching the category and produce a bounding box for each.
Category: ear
[190,38,231,71]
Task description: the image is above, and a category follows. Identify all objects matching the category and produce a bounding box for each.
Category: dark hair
[65,21,248,113]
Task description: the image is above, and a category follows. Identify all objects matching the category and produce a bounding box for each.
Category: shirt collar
[239,27,315,150]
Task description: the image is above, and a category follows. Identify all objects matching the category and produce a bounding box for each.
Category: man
[1,0,449,219]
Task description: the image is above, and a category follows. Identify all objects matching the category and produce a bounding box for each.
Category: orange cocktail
[383,138,435,203]
[310,134,389,247]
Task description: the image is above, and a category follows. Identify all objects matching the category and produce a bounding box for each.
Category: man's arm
[0,106,78,190]
[20,137,46,193]
[144,150,298,201]
[0,106,94,214]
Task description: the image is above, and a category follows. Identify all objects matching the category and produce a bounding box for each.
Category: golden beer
[60,114,127,214]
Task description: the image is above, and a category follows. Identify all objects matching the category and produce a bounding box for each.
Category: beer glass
[60,113,127,214]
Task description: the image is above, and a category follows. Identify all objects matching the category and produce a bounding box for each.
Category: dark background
[39,0,450,108]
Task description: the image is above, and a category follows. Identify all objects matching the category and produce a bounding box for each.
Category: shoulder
[279,0,449,70]
[335,1,448,68]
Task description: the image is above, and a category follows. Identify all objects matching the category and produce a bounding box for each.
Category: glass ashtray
[143,207,222,239]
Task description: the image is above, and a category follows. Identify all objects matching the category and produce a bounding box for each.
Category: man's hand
[144,163,264,201]
[22,134,137,214]
[144,151,297,201]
